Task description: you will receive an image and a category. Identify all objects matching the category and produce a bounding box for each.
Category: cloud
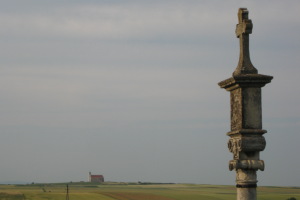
[0,2,235,40]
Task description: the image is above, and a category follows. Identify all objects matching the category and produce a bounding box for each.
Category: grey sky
[0,0,299,186]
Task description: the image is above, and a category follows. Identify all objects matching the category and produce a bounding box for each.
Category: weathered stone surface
[229,160,265,171]
[228,136,266,160]
[218,75,273,92]
[230,88,243,131]
[218,8,273,200]
[237,188,257,200]
[233,8,257,76]
[227,129,267,137]
[236,169,257,185]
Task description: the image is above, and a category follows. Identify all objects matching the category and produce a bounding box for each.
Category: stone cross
[233,8,257,76]
[218,8,273,200]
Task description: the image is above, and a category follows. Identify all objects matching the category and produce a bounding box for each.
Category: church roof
[90,175,103,178]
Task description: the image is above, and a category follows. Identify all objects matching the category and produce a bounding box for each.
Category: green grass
[0,182,299,200]
[0,192,25,200]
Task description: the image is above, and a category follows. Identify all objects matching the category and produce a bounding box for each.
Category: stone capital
[228,136,266,160]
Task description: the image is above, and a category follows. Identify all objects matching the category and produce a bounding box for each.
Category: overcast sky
[0,0,299,187]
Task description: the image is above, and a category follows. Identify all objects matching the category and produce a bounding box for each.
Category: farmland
[0,182,299,200]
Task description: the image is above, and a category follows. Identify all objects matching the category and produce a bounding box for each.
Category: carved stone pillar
[218,8,273,200]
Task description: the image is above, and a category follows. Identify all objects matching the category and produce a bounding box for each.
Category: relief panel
[231,88,242,131]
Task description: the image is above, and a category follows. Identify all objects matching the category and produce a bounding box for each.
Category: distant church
[89,172,104,183]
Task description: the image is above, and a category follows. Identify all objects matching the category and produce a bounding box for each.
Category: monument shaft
[218,8,273,200]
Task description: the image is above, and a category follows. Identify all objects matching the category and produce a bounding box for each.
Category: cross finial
[233,8,258,76]
[236,8,252,37]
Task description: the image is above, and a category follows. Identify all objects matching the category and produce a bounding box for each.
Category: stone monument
[218,8,273,200]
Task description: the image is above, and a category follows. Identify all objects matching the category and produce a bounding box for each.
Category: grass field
[0,182,299,200]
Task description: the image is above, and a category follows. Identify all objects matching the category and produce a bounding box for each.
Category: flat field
[0,182,299,200]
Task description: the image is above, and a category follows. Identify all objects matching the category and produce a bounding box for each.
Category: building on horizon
[89,172,104,183]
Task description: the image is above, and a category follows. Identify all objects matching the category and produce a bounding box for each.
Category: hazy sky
[0,0,299,186]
